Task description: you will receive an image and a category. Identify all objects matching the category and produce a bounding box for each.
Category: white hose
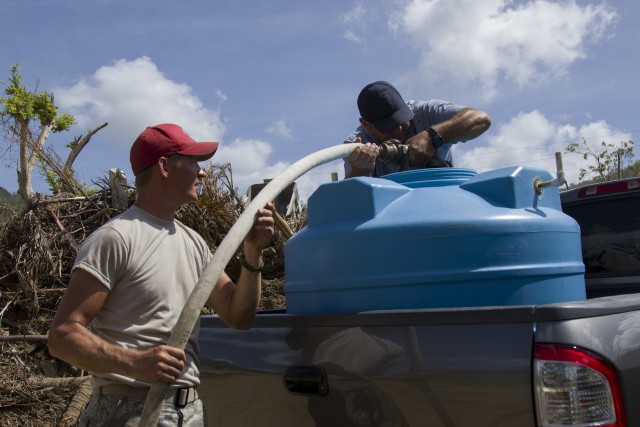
[139,143,359,425]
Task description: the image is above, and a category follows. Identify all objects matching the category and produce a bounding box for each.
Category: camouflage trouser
[79,389,207,427]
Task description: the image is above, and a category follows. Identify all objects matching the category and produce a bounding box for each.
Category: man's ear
[158,157,171,178]
[359,118,374,131]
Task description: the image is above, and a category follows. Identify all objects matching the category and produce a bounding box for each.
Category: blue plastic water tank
[284,166,586,314]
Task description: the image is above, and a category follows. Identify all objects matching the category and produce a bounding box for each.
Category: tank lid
[384,168,477,188]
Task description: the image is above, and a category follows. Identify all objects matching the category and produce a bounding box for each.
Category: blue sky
[1,0,638,200]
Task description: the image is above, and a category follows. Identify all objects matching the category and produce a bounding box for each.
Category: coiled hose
[139,143,359,425]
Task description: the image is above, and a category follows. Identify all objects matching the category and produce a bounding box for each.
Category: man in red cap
[344,81,491,178]
[48,124,275,426]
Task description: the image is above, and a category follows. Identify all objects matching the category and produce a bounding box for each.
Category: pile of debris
[0,163,300,426]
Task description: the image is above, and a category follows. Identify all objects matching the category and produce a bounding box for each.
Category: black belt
[100,384,199,407]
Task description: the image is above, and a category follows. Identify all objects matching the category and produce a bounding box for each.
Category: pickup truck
[197,170,640,427]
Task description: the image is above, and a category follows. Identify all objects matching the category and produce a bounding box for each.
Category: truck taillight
[534,344,625,427]
[578,178,640,197]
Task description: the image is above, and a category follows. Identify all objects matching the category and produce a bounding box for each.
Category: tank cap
[384,168,477,188]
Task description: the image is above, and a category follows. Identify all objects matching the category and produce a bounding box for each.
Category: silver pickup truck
[198,171,640,427]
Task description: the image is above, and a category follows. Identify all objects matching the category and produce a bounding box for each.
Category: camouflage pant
[79,390,207,427]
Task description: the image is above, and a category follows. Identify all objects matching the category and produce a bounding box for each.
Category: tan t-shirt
[73,205,212,388]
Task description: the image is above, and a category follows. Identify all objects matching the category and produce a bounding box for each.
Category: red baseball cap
[130,123,219,176]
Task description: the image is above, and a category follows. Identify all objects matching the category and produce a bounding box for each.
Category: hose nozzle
[379,139,408,164]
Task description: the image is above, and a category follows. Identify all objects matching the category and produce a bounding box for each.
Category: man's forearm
[228,247,263,329]
[432,108,491,143]
[48,322,135,376]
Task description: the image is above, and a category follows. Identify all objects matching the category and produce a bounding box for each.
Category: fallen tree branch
[45,204,78,254]
[84,207,111,226]
[37,197,89,204]
[1,288,66,295]
[58,208,100,219]
[64,122,108,173]
[0,300,13,326]
[0,334,48,342]
[59,376,93,427]
[28,375,89,389]
[273,210,294,238]
[15,270,35,302]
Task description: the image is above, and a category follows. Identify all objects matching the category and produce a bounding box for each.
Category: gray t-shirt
[343,99,466,177]
[73,205,212,388]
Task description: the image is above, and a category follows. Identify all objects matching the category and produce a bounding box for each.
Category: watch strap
[239,254,263,273]
[426,127,445,148]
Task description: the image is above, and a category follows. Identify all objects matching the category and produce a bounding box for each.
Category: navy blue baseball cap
[357,81,414,133]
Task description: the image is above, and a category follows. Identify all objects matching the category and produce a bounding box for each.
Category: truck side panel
[199,309,537,427]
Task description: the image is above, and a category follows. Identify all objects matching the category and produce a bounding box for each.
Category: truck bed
[198,293,640,426]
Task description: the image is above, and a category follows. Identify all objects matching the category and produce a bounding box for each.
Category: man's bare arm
[48,269,186,384]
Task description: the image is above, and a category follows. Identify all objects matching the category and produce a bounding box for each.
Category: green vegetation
[0,185,24,223]
[566,138,636,183]
[1,64,108,204]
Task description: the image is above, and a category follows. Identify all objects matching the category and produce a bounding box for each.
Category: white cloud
[267,119,294,140]
[456,110,633,185]
[393,0,618,100]
[49,57,306,197]
[340,2,369,44]
[46,56,338,202]
[55,56,227,148]
[296,159,345,201]
[215,140,345,201]
[215,88,228,103]
[343,30,363,45]
[214,137,289,195]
